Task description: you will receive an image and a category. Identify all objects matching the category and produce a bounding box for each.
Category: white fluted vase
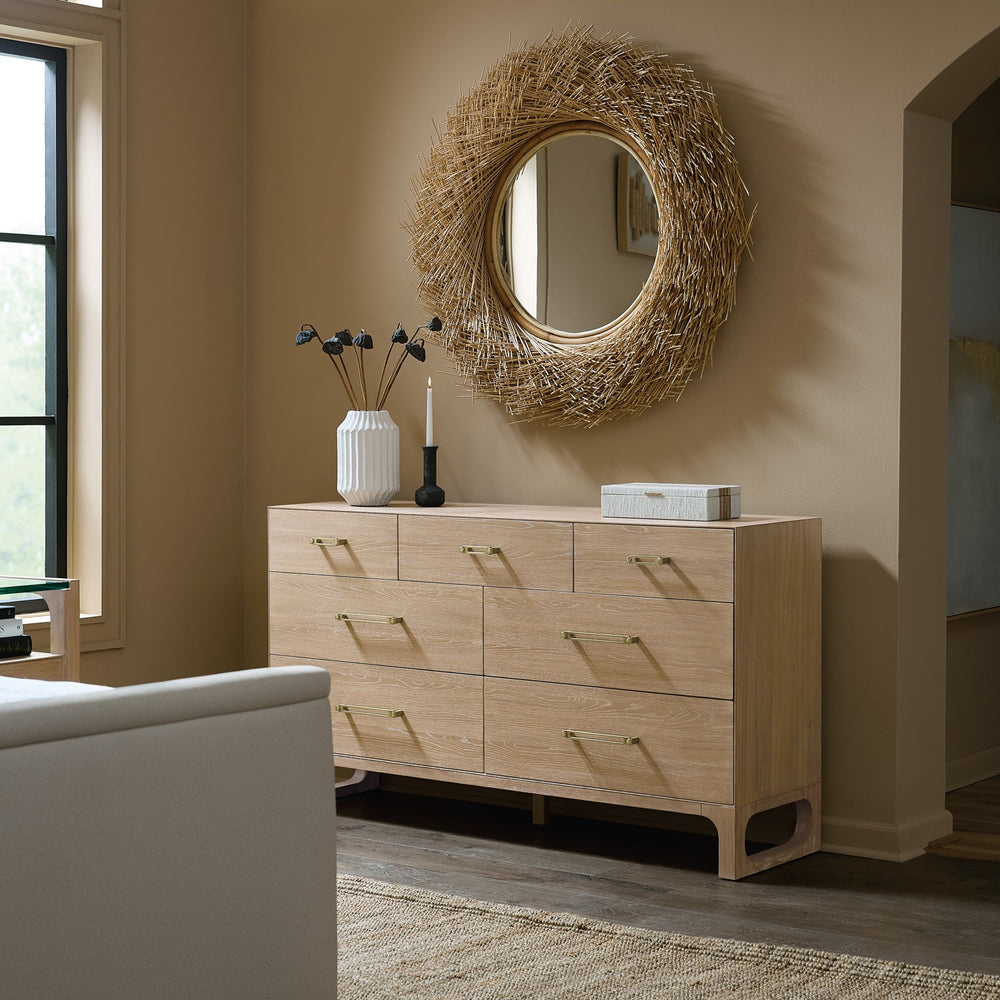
[336,410,400,506]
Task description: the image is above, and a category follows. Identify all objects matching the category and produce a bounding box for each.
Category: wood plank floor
[336,779,1000,977]
[928,775,1000,861]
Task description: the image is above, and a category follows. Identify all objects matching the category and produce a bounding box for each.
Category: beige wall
[81,0,247,686]
[243,0,1000,858]
[66,0,1000,858]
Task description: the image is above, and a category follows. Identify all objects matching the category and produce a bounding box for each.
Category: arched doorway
[899,25,1000,856]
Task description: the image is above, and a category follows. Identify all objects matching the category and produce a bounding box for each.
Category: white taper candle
[426,377,434,447]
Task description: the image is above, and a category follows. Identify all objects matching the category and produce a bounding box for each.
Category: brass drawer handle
[335,612,404,625]
[460,545,501,555]
[562,729,640,746]
[310,537,347,547]
[626,554,670,565]
[562,630,639,645]
[336,703,404,719]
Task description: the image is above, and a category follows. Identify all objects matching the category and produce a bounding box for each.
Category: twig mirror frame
[408,26,752,428]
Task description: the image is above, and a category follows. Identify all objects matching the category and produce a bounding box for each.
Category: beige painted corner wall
[80,0,247,686]
[244,0,1000,858]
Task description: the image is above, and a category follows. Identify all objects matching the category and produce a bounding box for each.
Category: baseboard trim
[822,809,953,861]
[946,746,1000,791]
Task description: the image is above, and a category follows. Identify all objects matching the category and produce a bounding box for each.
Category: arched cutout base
[703,784,821,881]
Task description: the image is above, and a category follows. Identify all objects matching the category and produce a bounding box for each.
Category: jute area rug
[337,875,1000,999]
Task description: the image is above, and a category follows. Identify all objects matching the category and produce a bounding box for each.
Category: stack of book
[0,604,32,659]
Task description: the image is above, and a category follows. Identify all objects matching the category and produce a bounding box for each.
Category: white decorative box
[601,483,741,521]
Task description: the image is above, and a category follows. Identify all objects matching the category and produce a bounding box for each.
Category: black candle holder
[415,445,445,507]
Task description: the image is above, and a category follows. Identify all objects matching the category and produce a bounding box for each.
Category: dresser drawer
[272,656,484,772]
[574,522,733,602]
[485,678,733,804]
[484,589,732,699]
[398,516,572,590]
[268,508,397,579]
[268,574,483,673]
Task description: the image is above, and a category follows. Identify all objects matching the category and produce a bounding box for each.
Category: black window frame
[0,37,68,582]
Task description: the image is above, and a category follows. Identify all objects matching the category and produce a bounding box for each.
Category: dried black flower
[295,319,432,411]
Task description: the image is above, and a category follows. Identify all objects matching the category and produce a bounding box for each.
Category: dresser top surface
[269,501,818,530]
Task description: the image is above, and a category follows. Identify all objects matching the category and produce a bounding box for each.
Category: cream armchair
[0,665,337,1000]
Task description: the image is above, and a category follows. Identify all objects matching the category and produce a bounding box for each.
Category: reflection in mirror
[494,133,658,336]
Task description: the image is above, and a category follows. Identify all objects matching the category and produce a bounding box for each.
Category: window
[0,37,68,579]
[1,0,124,649]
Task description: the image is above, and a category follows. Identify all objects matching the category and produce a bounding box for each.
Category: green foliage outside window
[1,47,51,579]
[0,245,47,577]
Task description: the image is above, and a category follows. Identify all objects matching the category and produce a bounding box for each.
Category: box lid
[601,482,741,498]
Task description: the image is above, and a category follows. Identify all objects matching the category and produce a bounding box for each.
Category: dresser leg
[531,794,549,826]
[335,769,380,798]
[706,784,821,880]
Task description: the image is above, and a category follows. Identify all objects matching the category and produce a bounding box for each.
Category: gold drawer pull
[310,537,347,547]
[460,545,501,555]
[335,612,404,625]
[562,729,640,747]
[336,703,404,719]
[626,554,670,565]
[562,630,639,645]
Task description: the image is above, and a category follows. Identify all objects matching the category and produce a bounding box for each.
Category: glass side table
[0,577,80,682]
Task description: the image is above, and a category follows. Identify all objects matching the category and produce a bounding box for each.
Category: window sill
[23,610,122,653]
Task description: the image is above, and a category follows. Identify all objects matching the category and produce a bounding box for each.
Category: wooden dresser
[268,501,821,879]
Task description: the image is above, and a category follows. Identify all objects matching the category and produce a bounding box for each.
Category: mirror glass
[493,132,659,337]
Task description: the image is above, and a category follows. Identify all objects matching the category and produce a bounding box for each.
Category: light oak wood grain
[268,574,483,674]
[398,516,572,590]
[704,783,821,880]
[733,518,822,802]
[267,507,398,579]
[271,655,484,772]
[327,756,713,816]
[46,581,80,681]
[0,651,67,681]
[484,678,734,803]
[485,588,733,699]
[267,503,823,879]
[272,500,805,530]
[574,522,734,602]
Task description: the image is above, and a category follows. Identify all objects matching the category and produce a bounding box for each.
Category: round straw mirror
[408,27,752,427]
